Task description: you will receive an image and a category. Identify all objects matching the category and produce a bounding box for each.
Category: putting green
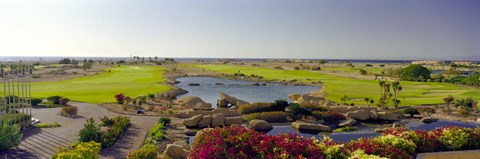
[1,65,171,103]
[191,64,480,106]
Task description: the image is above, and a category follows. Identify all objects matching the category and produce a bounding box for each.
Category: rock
[212,108,240,117]
[229,106,238,110]
[214,83,225,86]
[167,79,180,85]
[175,110,193,118]
[339,118,358,127]
[194,102,213,111]
[291,122,331,132]
[211,113,225,127]
[198,115,212,128]
[369,110,378,120]
[173,140,189,149]
[184,129,198,136]
[217,99,228,107]
[163,144,188,159]
[165,88,189,99]
[377,111,400,121]
[346,110,370,121]
[248,120,272,131]
[188,83,200,86]
[330,106,350,113]
[289,94,301,101]
[252,83,260,86]
[182,114,203,127]
[175,109,212,118]
[420,117,439,123]
[218,92,249,107]
[236,100,249,107]
[175,96,206,107]
[224,116,243,125]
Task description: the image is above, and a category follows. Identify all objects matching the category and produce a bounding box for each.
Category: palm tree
[364,97,370,106]
[392,81,402,108]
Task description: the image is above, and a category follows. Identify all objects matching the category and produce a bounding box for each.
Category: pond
[188,120,479,144]
[175,77,320,107]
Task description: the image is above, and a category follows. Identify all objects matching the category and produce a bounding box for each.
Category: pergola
[0,64,33,129]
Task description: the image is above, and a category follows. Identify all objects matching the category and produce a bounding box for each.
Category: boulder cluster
[217,92,249,108]
[289,93,332,106]
[175,96,213,110]
[330,106,400,121]
[177,107,242,128]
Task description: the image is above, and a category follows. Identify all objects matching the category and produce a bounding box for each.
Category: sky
[0,0,479,60]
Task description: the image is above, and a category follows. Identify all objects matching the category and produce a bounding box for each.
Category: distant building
[411,60,444,65]
[452,61,477,66]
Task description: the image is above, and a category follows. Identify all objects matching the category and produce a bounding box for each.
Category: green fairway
[1,65,171,103]
[191,64,480,106]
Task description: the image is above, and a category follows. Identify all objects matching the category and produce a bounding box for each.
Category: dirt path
[0,102,159,159]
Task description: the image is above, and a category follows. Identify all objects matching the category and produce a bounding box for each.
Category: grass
[191,64,480,106]
[0,65,171,103]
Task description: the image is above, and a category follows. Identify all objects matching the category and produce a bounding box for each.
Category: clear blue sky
[0,0,479,59]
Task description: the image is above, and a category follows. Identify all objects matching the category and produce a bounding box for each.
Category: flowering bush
[115,93,126,104]
[348,150,388,159]
[437,127,471,150]
[344,138,413,159]
[374,135,416,154]
[52,141,101,159]
[189,126,324,159]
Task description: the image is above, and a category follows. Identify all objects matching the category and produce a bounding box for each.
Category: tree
[341,95,348,105]
[59,58,72,64]
[359,69,367,75]
[78,118,102,143]
[392,81,403,108]
[442,95,455,114]
[398,64,431,81]
[83,62,92,71]
[369,99,375,106]
[364,97,370,106]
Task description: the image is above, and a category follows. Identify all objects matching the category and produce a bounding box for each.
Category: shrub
[348,150,387,159]
[115,93,126,104]
[59,106,78,117]
[313,111,346,123]
[189,126,324,159]
[100,116,115,126]
[101,116,131,148]
[159,117,171,126]
[79,118,102,143]
[272,99,289,110]
[47,95,63,104]
[0,122,22,150]
[144,121,165,145]
[334,126,358,133]
[403,107,419,117]
[457,106,471,116]
[344,138,413,159]
[127,144,157,159]
[35,122,61,128]
[31,98,43,106]
[0,113,32,125]
[416,107,435,117]
[374,135,416,154]
[301,104,329,111]
[287,103,312,119]
[52,141,101,159]
[59,98,70,106]
[147,93,155,99]
[437,127,471,150]
[244,111,288,122]
[4,95,18,104]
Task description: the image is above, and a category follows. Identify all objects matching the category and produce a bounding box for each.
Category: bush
[0,113,32,125]
[31,98,43,106]
[59,106,78,117]
[403,107,419,117]
[374,135,416,154]
[35,122,61,128]
[287,103,312,119]
[348,150,387,159]
[47,95,63,104]
[189,126,324,159]
[159,117,171,126]
[59,98,70,106]
[312,111,346,123]
[52,141,101,159]
[100,116,115,126]
[4,95,18,104]
[101,116,131,148]
[0,122,22,150]
[144,121,165,145]
[79,118,102,143]
[127,144,157,159]
[457,106,471,116]
[301,104,329,112]
[416,107,436,117]
[244,111,288,122]
[437,127,471,150]
[115,93,126,104]
[344,138,413,159]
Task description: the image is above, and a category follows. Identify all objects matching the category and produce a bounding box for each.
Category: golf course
[1,65,171,103]
[189,63,480,106]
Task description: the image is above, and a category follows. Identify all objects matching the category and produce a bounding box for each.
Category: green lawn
[192,64,480,106]
[1,65,171,103]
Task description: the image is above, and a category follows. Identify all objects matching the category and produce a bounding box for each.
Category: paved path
[0,102,159,159]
